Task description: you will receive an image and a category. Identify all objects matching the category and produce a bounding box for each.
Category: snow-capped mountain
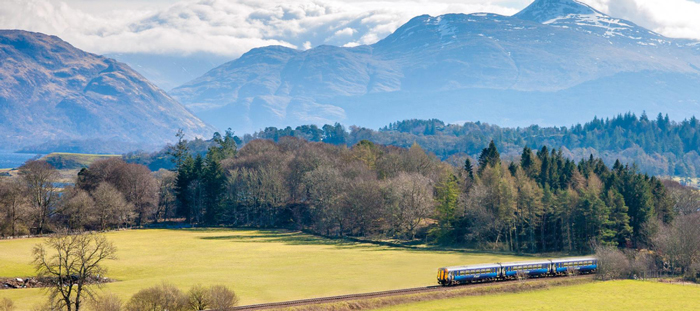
[170,0,700,133]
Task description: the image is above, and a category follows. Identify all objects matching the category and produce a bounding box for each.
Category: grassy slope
[379,280,700,311]
[0,229,535,310]
[40,152,120,166]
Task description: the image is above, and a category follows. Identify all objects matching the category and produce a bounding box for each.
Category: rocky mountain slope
[0,30,216,149]
[170,0,700,133]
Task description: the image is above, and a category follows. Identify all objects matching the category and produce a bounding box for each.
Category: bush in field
[0,298,14,311]
[125,283,238,311]
[89,293,122,311]
[204,285,239,310]
[125,283,188,311]
[595,245,630,280]
[187,284,240,311]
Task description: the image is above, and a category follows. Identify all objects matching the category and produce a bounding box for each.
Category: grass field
[378,280,700,311]
[0,229,537,310]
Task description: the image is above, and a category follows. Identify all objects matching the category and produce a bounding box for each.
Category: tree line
[246,112,700,179]
[2,131,698,255]
[167,131,696,254]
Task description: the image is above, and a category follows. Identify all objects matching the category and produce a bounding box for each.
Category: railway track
[230,274,594,310]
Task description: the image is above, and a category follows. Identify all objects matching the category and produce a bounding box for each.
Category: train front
[437,268,451,285]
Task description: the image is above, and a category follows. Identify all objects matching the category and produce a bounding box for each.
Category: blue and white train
[437,257,597,286]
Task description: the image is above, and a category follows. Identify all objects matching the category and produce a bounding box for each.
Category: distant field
[378,280,700,311]
[668,176,700,188]
[41,152,120,168]
[0,229,537,310]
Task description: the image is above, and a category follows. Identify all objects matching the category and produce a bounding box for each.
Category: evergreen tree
[463,158,474,181]
[478,140,501,175]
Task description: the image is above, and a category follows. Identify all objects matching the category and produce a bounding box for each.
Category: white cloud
[578,0,700,39]
[1,0,699,60]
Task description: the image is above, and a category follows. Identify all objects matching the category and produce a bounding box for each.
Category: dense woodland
[2,130,699,259]
[244,113,700,179]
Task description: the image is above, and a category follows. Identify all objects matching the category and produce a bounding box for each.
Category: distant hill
[170,0,700,134]
[0,30,216,150]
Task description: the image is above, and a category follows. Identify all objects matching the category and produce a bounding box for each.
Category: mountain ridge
[170,1,700,133]
[0,30,216,149]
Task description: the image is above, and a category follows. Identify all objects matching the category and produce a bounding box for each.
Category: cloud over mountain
[0,0,522,58]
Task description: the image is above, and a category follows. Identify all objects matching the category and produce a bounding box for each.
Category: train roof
[550,257,596,263]
[441,263,501,271]
[499,259,552,266]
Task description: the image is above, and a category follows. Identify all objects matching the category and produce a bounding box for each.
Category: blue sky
[2,0,700,58]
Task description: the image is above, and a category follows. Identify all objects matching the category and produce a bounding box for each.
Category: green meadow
[0,229,535,310]
[379,280,700,311]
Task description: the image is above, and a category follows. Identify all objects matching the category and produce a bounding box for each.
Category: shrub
[89,293,122,311]
[207,285,239,310]
[125,282,187,311]
[0,298,14,311]
[595,245,630,280]
[187,284,239,311]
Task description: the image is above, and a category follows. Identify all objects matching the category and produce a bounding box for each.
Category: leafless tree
[662,180,700,215]
[594,244,630,280]
[385,172,435,239]
[59,188,95,230]
[303,165,347,236]
[77,158,158,226]
[32,232,117,311]
[120,164,158,226]
[0,178,29,236]
[19,160,60,234]
[91,183,133,230]
[653,213,700,275]
[154,170,177,221]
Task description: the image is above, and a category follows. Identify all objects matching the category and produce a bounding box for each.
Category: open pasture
[0,229,536,310]
[379,280,700,311]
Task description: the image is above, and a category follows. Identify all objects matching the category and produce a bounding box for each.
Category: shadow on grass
[186,228,544,258]
[199,230,372,249]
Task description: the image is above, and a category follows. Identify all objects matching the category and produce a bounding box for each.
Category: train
[437,257,597,286]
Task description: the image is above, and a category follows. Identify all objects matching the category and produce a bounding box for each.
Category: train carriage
[438,257,598,286]
[551,257,598,275]
[437,263,501,286]
[500,260,552,278]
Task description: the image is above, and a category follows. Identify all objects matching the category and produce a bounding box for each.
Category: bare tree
[76,158,157,227]
[32,232,117,311]
[119,164,158,227]
[154,170,177,222]
[19,160,59,234]
[0,178,29,236]
[59,188,95,230]
[594,244,630,280]
[653,213,700,275]
[386,172,434,239]
[91,183,133,230]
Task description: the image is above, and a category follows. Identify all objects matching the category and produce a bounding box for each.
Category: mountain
[170,0,700,134]
[105,52,231,91]
[0,30,216,150]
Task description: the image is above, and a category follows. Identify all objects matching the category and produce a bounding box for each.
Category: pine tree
[463,158,474,181]
[478,140,501,175]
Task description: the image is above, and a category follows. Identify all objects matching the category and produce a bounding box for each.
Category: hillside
[0,30,216,149]
[170,0,700,134]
